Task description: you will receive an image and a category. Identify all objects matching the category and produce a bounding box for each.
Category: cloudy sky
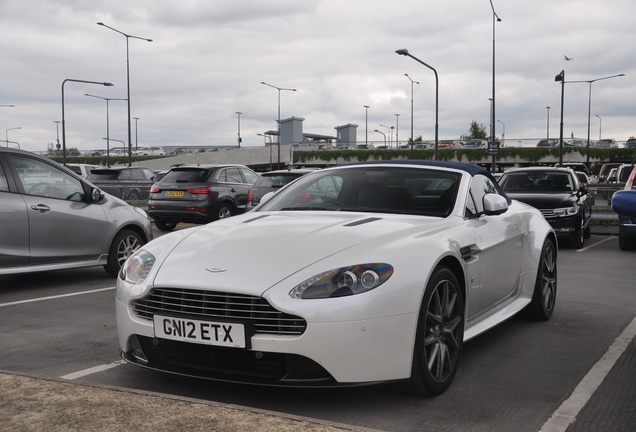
[1,0,635,153]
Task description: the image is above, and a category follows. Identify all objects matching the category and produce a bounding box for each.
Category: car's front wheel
[618,233,636,251]
[104,229,144,277]
[525,238,557,321]
[403,266,464,396]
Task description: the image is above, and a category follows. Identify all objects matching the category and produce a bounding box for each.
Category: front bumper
[116,296,418,385]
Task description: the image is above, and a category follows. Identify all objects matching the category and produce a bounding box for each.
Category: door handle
[30,204,51,213]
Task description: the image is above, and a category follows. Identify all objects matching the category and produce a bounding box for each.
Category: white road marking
[576,235,615,252]
[539,315,636,432]
[0,287,115,308]
[60,360,126,380]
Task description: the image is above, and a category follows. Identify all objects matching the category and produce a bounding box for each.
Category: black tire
[104,229,144,277]
[571,219,585,249]
[402,266,464,396]
[154,219,177,232]
[127,190,140,201]
[217,203,234,220]
[584,222,591,239]
[618,234,636,251]
[526,238,557,321]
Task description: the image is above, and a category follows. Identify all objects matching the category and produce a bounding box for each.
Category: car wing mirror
[91,187,104,202]
[482,193,508,216]
[612,190,636,217]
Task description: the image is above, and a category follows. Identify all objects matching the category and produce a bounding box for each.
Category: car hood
[505,192,578,209]
[151,211,449,295]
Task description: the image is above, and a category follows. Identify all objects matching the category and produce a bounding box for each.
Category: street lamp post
[395,114,400,148]
[374,130,386,147]
[379,124,392,147]
[236,112,242,148]
[5,127,20,147]
[85,94,127,167]
[546,106,551,140]
[497,119,505,147]
[364,105,370,146]
[489,0,502,173]
[564,74,625,166]
[596,115,602,140]
[396,49,439,160]
[133,117,140,150]
[404,74,419,150]
[97,22,152,167]
[102,137,125,167]
[261,82,296,168]
[61,79,113,165]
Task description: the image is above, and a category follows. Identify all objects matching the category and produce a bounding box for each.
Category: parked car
[65,163,102,178]
[462,139,488,149]
[596,138,618,148]
[148,164,259,231]
[117,160,557,396]
[135,146,166,156]
[87,167,156,201]
[624,137,636,149]
[246,168,317,209]
[615,164,635,184]
[438,140,463,149]
[0,147,152,277]
[612,166,636,250]
[598,163,623,183]
[555,162,591,176]
[498,166,592,248]
[536,139,559,147]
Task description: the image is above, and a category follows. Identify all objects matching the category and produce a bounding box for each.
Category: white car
[116,161,557,395]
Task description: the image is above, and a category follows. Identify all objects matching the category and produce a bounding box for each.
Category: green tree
[461,121,488,140]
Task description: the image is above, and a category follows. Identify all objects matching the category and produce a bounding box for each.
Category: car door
[0,157,29,268]
[219,167,254,210]
[460,174,526,318]
[8,154,108,266]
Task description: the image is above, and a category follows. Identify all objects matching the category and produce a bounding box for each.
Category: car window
[0,163,9,191]
[500,171,573,192]
[10,154,85,201]
[466,174,499,216]
[162,168,210,183]
[221,168,243,183]
[241,168,259,185]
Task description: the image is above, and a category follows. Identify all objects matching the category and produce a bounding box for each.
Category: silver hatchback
[0,147,152,277]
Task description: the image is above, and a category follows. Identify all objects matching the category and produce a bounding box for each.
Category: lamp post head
[104,83,114,86]
[396,49,409,56]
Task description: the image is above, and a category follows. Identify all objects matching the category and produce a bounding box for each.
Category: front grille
[540,209,556,218]
[132,288,306,336]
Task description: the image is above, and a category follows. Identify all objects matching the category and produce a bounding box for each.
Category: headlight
[290,263,393,299]
[553,205,579,217]
[119,249,156,284]
[133,206,149,219]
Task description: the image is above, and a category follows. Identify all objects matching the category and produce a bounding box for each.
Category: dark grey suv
[148,164,259,231]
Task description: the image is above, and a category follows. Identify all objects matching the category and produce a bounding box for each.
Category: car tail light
[247,189,253,202]
[187,186,211,195]
[150,186,160,193]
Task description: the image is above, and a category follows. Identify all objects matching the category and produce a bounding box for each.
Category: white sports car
[116,161,557,395]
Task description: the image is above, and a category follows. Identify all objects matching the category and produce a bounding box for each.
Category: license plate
[165,191,184,197]
[153,315,246,348]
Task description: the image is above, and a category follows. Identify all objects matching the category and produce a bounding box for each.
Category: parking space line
[0,286,115,308]
[539,315,636,432]
[576,236,615,252]
[60,360,126,380]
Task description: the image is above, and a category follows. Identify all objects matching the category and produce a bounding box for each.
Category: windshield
[254,174,303,188]
[499,171,574,192]
[255,166,460,217]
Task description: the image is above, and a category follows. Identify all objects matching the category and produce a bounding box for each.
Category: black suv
[148,164,259,231]
[498,166,592,248]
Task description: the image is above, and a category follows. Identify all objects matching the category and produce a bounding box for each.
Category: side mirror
[91,187,104,202]
[579,184,588,195]
[483,193,509,216]
[612,190,636,217]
